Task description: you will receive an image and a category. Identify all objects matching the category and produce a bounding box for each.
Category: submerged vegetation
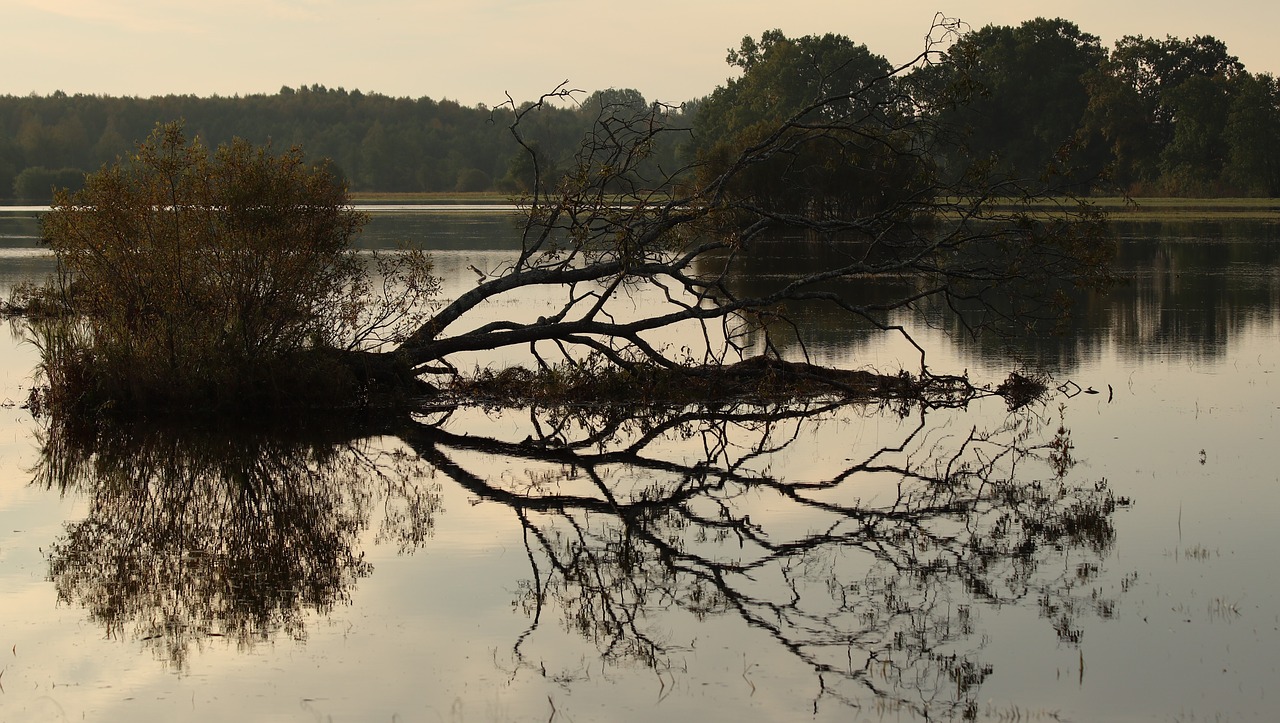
[448,355,1049,411]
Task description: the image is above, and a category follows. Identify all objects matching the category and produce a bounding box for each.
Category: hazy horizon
[4,1,1279,107]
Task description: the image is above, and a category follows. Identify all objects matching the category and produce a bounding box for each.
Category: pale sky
[3,0,1278,106]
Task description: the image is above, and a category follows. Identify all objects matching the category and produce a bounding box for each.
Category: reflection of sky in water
[0,212,1276,721]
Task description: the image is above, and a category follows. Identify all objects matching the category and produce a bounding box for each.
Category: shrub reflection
[36,417,440,669]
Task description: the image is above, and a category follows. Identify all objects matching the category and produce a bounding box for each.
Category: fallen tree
[392,18,1113,397]
[30,18,1113,417]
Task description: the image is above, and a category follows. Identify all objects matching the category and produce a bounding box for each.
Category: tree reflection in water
[399,400,1126,718]
[36,418,441,669]
[37,398,1126,717]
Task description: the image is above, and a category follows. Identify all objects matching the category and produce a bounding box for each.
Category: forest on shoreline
[3,16,1278,201]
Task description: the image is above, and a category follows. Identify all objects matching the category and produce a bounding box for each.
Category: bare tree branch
[389,17,1114,389]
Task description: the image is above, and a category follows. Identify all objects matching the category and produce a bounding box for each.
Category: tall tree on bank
[686,30,924,216]
[1085,34,1244,192]
[916,18,1108,187]
[1223,72,1280,195]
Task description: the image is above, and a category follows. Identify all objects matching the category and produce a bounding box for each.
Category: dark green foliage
[0,86,692,197]
[918,18,1108,187]
[12,166,86,200]
[916,21,1278,196]
[1084,33,1252,194]
[686,22,1280,200]
[689,31,930,216]
[0,89,496,195]
[454,167,491,192]
[1158,74,1233,193]
[1223,73,1280,195]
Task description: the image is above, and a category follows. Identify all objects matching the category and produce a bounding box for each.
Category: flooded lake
[0,207,1278,722]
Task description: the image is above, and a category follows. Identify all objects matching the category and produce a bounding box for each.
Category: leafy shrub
[34,122,438,415]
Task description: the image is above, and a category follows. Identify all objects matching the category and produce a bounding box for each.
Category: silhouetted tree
[391,19,1113,388]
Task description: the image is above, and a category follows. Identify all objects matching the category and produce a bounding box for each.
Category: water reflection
[715,221,1280,370]
[33,399,1122,715]
[6,211,1279,374]
[953,225,1280,367]
[36,417,441,669]
[395,403,1124,717]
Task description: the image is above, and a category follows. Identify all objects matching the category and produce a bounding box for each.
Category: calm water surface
[0,208,1277,722]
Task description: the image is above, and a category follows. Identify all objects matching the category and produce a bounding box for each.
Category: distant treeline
[3,17,1278,200]
[0,86,690,200]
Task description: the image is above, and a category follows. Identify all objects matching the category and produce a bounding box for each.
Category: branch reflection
[36,398,1126,717]
[399,400,1127,717]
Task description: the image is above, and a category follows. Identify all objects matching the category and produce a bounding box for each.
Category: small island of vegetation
[12,18,1116,422]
